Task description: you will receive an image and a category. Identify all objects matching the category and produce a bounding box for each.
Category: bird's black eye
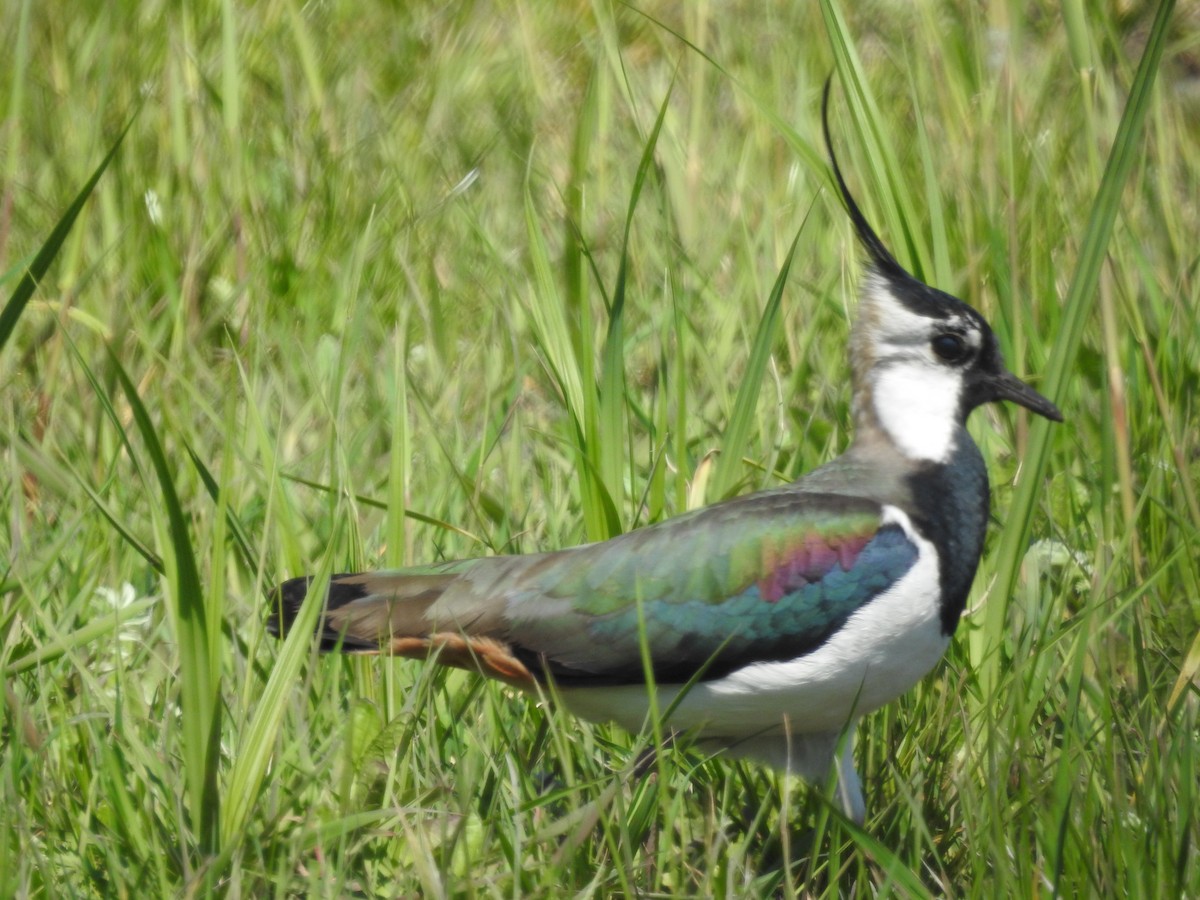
[931,333,968,362]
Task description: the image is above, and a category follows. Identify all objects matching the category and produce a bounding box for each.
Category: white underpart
[871,360,962,462]
[558,506,949,818]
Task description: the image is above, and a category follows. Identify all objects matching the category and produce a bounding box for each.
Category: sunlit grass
[2,0,1197,895]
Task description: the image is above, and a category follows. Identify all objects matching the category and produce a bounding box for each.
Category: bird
[268,79,1063,824]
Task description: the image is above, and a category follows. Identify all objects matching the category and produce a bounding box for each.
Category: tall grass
[2,0,1197,895]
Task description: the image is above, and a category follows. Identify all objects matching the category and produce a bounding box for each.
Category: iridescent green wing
[501,490,918,685]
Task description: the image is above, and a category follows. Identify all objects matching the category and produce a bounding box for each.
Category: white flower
[96,581,152,644]
[144,189,162,227]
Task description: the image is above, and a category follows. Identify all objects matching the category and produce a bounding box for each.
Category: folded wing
[269,490,919,688]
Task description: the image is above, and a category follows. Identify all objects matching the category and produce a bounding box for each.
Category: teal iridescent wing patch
[504,490,919,685]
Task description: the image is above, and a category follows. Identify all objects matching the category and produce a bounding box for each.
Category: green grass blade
[709,221,805,500]
[186,442,258,575]
[67,470,164,573]
[222,561,333,847]
[821,0,929,278]
[523,169,585,420]
[595,77,674,531]
[61,332,163,570]
[280,471,484,546]
[107,345,221,857]
[0,111,135,356]
[2,595,157,677]
[522,164,614,540]
[983,0,1175,685]
[385,327,411,568]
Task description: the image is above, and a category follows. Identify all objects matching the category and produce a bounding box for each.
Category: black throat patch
[904,436,991,635]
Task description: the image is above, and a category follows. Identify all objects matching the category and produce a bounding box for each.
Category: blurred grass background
[2,0,1198,895]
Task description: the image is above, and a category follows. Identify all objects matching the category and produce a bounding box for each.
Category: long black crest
[820,77,907,282]
[820,78,997,326]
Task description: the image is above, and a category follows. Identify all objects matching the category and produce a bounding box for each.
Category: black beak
[991,369,1063,422]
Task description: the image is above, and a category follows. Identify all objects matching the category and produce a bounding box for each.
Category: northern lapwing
[269,80,1062,823]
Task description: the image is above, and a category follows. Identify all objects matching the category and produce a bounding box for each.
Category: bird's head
[821,80,1062,464]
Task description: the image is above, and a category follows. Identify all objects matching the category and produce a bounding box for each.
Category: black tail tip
[265,575,317,638]
[265,573,378,652]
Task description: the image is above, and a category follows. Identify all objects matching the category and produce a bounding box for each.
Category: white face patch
[871,360,962,462]
[857,276,970,462]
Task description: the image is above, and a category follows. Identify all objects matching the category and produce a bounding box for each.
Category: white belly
[558,506,950,740]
